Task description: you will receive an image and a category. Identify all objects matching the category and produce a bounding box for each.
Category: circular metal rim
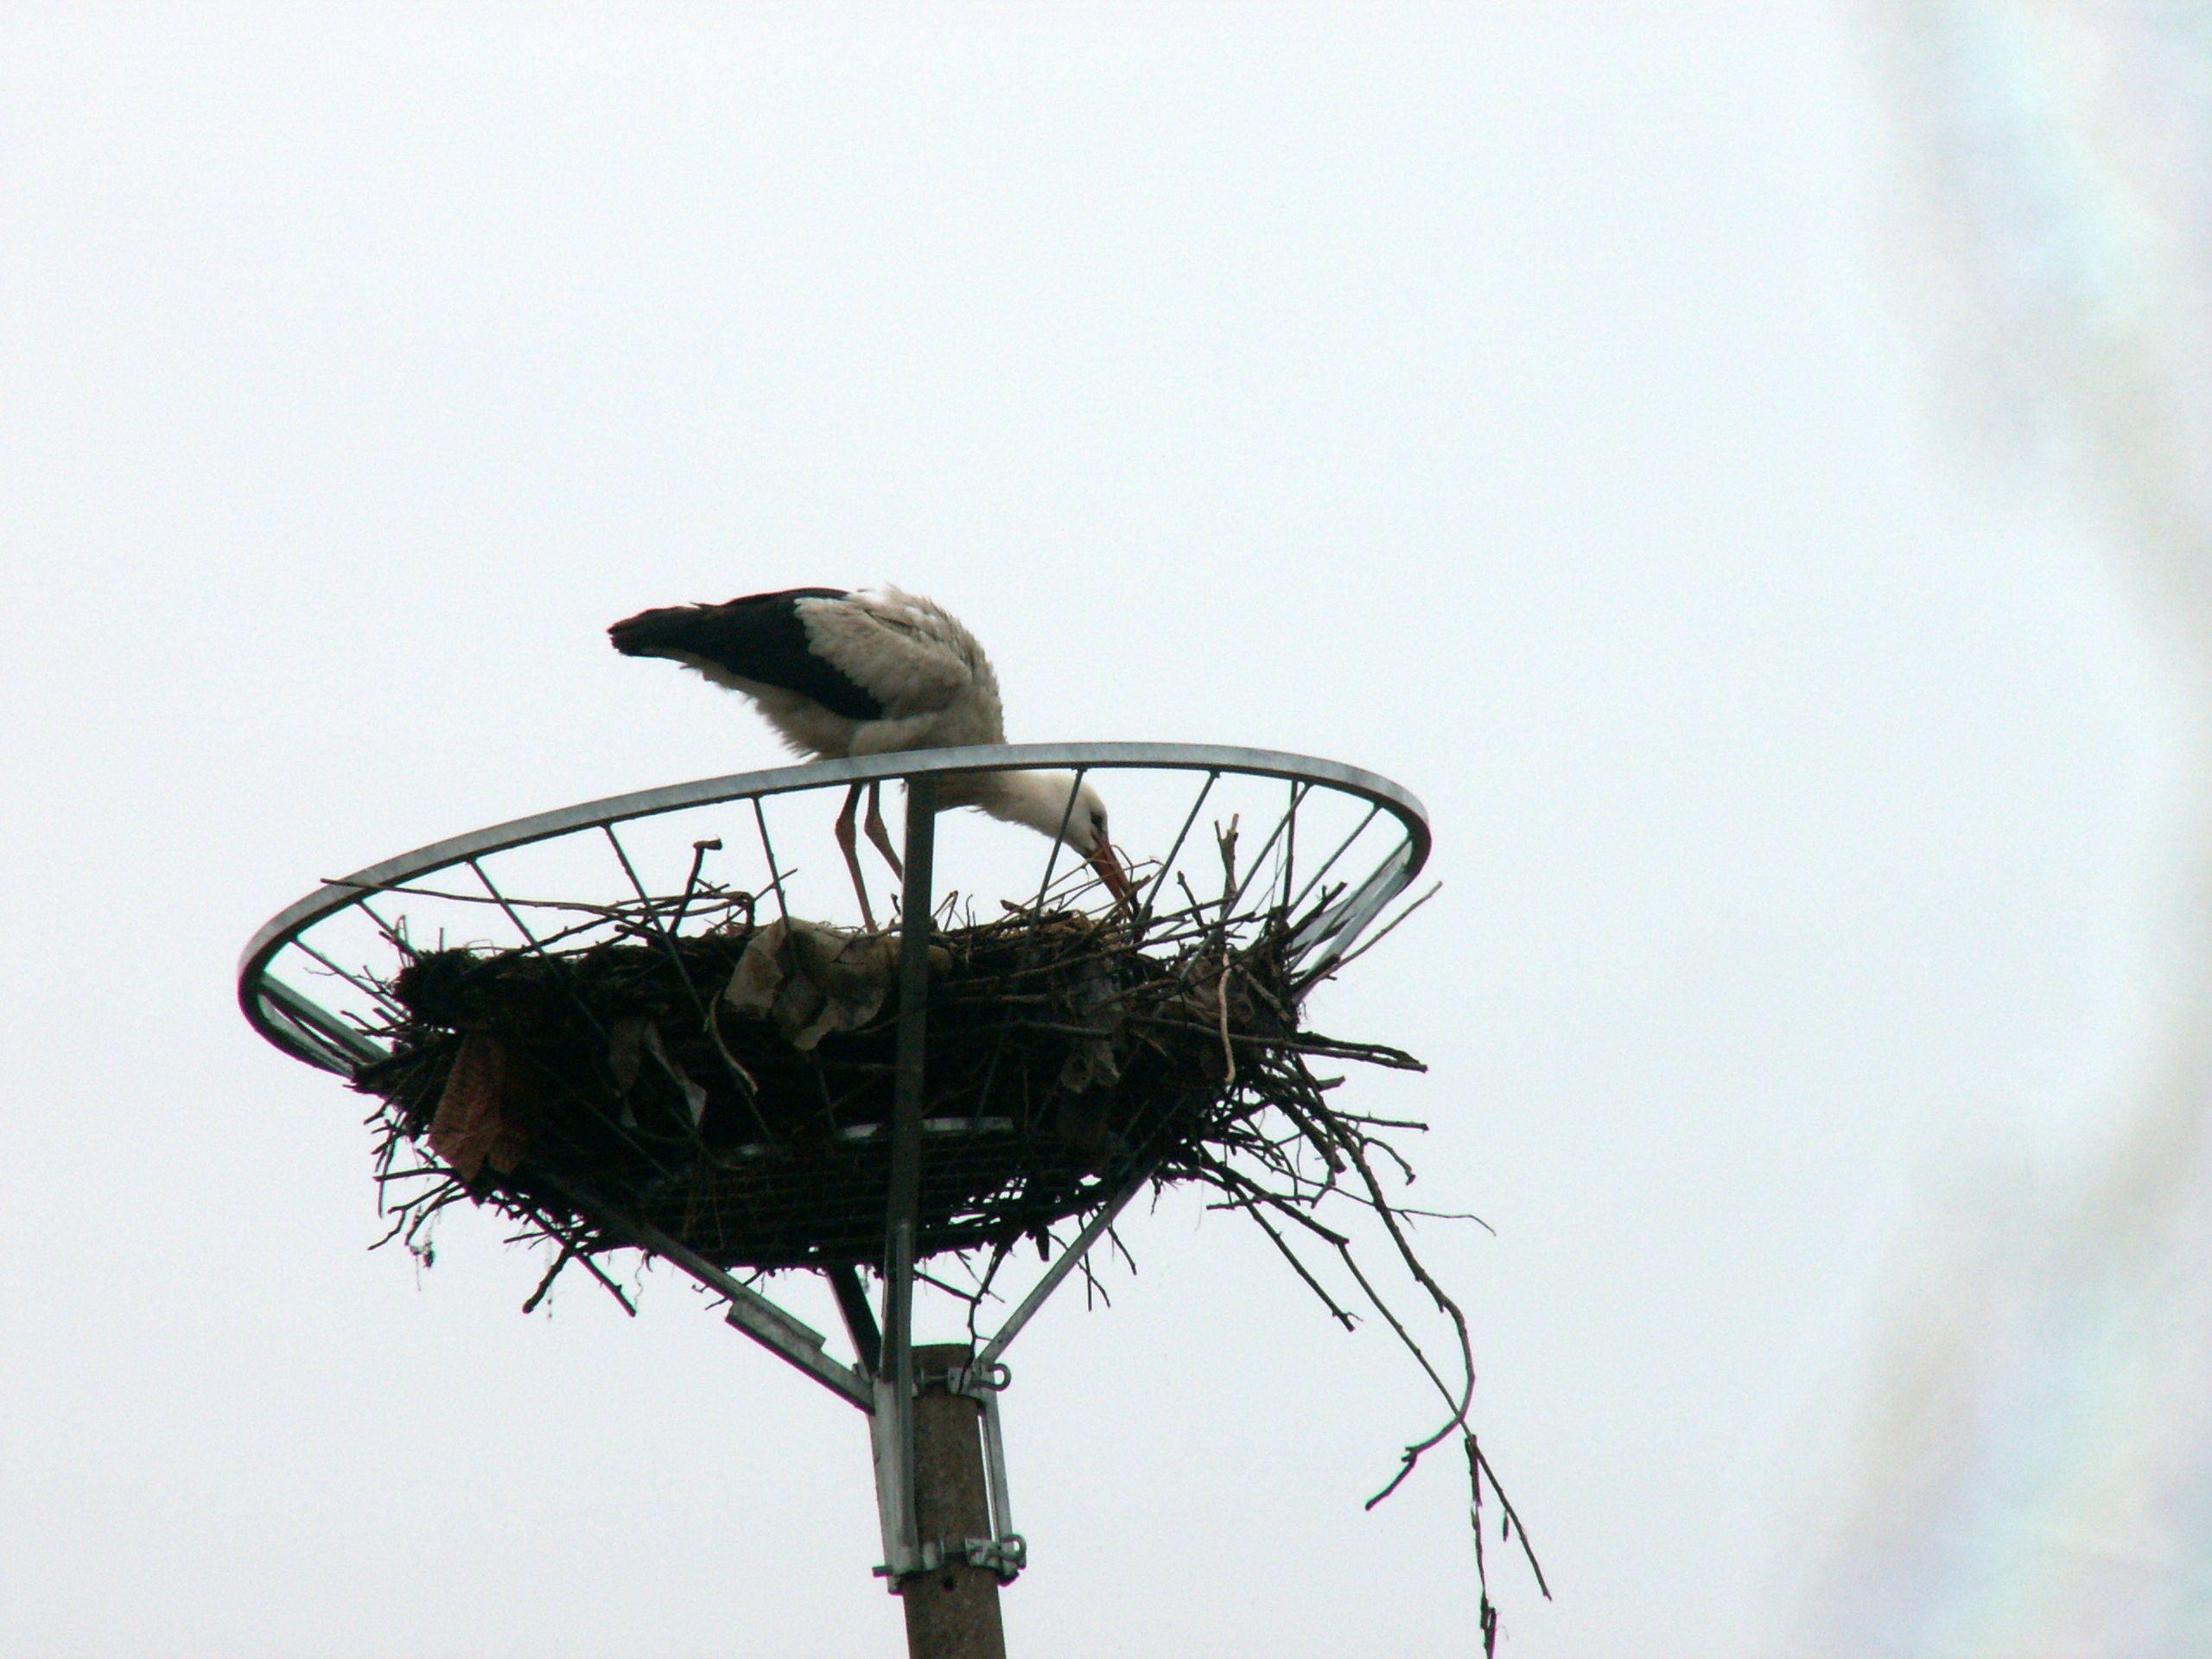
[238,741,1431,1073]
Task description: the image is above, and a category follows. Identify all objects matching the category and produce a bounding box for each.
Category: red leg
[862,781,905,879]
[836,783,877,930]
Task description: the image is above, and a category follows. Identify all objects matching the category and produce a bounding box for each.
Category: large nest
[353,884,1421,1279]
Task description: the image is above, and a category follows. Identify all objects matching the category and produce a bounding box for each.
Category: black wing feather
[607,588,886,721]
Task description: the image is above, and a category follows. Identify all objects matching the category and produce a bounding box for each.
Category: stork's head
[1063,779,1133,906]
[978,770,1135,907]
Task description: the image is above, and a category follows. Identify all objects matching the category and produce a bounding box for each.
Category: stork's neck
[945,768,1085,843]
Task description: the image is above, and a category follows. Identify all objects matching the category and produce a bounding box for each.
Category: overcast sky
[0,8,2190,1656]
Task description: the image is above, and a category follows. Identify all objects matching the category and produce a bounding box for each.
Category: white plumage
[610,585,1129,926]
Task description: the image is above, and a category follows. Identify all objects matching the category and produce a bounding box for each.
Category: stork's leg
[836,783,878,931]
[862,781,905,879]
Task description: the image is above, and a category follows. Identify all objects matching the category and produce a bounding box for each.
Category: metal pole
[900,1344,1009,1659]
[880,776,939,1580]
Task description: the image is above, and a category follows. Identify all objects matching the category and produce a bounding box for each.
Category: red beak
[1090,841,1134,907]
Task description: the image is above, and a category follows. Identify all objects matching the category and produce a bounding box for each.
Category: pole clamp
[942,1359,1011,1399]
[963,1532,1027,1583]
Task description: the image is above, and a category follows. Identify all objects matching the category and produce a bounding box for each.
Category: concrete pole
[899,1344,1008,1659]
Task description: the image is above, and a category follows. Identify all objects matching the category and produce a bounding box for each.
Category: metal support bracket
[975,1165,1152,1371]
[537,1173,874,1412]
[829,1264,883,1377]
[870,1372,941,1581]
[871,1356,1027,1586]
[950,1359,1026,1584]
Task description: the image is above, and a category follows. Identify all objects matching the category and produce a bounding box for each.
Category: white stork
[608,585,1132,928]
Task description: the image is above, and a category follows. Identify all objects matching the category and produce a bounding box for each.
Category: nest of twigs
[353,891,1421,1279]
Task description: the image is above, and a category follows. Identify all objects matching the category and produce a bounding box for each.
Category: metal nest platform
[238,742,1442,1635]
[240,745,1428,1274]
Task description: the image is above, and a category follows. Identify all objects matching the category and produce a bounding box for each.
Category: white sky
[0,8,2190,1656]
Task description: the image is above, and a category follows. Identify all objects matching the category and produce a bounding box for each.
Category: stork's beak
[1090,841,1135,909]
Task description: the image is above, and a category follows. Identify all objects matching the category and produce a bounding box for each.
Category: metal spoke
[1138,768,1218,929]
[355,896,410,957]
[467,856,612,1045]
[1026,766,1089,918]
[1287,799,1382,918]
[257,976,390,1071]
[601,823,771,1141]
[1221,779,1308,920]
[752,798,792,925]
[289,937,406,1018]
[1288,830,1420,988]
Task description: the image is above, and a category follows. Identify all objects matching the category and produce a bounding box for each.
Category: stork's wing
[798,589,976,717]
[607,588,887,720]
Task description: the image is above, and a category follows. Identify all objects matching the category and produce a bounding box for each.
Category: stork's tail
[607,605,706,659]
